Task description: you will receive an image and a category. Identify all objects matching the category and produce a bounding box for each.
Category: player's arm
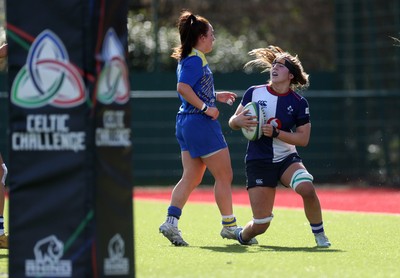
[228,104,257,131]
[216,91,236,105]
[0,44,7,58]
[177,82,219,120]
[0,153,7,187]
[262,122,311,147]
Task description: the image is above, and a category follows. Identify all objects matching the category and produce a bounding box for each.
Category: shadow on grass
[198,244,254,253]
[258,245,344,253]
[200,244,344,253]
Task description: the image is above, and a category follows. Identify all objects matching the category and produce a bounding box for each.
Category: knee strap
[1,163,7,186]
[290,169,313,190]
[253,213,274,224]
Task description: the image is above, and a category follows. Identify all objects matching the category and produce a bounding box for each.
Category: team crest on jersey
[287,105,294,115]
[267,117,282,129]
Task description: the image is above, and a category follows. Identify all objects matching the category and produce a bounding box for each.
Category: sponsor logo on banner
[12,113,86,152]
[10,29,86,152]
[96,110,131,147]
[11,29,85,109]
[96,28,131,147]
[96,28,129,105]
[103,233,129,276]
[25,235,72,277]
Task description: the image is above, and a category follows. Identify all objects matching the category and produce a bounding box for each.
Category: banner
[6,1,133,277]
[92,1,134,276]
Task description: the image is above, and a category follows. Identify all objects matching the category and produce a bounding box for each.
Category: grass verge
[135,200,400,278]
[1,199,399,277]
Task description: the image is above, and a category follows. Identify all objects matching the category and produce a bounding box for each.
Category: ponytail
[171,10,210,61]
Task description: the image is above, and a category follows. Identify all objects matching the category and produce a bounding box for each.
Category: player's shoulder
[182,54,202,65]
[242,85,268,104]
[244,84,267,95]
[288,91,310,111]
[186,49,208,67]
[289,90,308,102]
[252,84,268,91]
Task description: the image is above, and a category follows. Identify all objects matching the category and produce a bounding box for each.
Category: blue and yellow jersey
[241,85,310,163]
[176,49,216,114]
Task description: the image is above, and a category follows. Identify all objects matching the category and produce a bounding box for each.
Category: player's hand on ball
[262,124,279,138]
[237,109,258,131]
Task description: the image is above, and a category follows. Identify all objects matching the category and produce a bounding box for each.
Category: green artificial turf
[134,200,400,278]
[1,199,399,278]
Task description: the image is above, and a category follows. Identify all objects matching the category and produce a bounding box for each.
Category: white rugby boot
[220,226,237,240]
[159,222,189,246]
[314,232,331,247]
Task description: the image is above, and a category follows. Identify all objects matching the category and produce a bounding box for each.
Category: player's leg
[0,185,6,249]
[202,147,238,239]
[281,162,331,247]
[236,186,275,245]
[0,155,8,249]
[281,163,322,223]
[159,151,206,246]
[170,151,206,208]
[234,159,278,245]
[202,147,233,216]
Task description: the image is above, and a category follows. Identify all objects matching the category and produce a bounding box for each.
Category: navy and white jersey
[241,85,310,163]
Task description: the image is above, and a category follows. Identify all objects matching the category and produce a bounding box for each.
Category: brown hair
[244,46,310,90]
[171,10,210,61]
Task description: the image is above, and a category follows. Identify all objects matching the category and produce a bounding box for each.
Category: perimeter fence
[1,90,399,187]
[127,90,400,187]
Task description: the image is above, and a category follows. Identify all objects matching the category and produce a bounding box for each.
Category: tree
[128,0,335,73]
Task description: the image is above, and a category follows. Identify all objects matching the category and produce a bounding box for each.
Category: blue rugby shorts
[176,113,227,158]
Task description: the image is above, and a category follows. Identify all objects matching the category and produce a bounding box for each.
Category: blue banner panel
[6,1,133,277]
[92,1,134,276]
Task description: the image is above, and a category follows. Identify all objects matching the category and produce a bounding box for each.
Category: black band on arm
[272,126,280,138]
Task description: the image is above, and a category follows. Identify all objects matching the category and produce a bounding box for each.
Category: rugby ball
[241,102,266,141]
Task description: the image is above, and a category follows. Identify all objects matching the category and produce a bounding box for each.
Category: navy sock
[237,230,249,245]
[310,222,324,234]
[0,216,4,235]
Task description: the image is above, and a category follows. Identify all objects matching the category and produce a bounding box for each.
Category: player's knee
[290,169,313,191]
[182,176,202,188]
[252,214,274,234]
[296,183,317,199]
[212,170,233,186]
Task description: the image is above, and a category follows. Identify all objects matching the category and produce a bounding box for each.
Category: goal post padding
[6,0,134,277]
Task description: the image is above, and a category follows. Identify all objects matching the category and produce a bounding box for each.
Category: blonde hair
[244,46,310,90]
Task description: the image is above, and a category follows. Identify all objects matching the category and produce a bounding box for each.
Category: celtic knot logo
[11,29,85,108]
[96,28,130,105]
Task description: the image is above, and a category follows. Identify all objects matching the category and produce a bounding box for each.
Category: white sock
[166,216,179,228]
